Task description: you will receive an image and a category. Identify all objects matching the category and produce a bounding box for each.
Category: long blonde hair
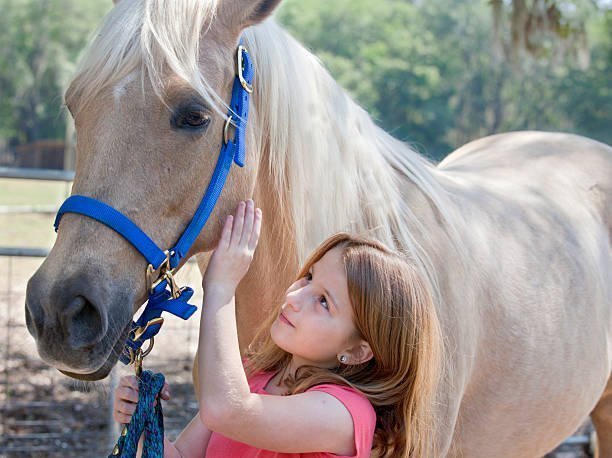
[245,233,443,457]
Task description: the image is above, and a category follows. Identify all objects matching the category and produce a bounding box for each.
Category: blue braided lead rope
[109,370,166,458]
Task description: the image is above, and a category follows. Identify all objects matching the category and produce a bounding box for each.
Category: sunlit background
[0,0,608,456]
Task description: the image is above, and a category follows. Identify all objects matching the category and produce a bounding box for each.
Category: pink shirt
[205,371,376,458]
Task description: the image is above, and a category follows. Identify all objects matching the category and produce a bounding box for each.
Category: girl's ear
[346,340,374,365]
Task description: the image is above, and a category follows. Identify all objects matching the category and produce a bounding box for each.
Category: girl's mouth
[280,312,295,327]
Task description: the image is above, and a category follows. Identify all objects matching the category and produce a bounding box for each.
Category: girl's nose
[285,290,303,312]
[286,277,308,293]
[285,282,309,311]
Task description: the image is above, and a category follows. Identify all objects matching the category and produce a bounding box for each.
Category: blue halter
[54,44,254,365]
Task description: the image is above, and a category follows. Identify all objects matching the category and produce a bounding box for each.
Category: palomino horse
[24,0,611,456]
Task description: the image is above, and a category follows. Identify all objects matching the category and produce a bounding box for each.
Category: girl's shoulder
[306,383,376,456]
[306,383,375,421]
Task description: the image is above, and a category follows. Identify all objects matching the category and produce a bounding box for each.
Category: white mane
[242,22,464,299]
[67,0,465,302]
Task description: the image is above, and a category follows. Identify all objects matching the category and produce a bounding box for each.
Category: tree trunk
[510,0,528,65]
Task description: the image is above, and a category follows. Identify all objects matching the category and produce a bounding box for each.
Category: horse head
[25,0,282,381]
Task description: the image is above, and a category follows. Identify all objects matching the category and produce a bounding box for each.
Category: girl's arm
[198,201,358,456]
[164,414,212,458]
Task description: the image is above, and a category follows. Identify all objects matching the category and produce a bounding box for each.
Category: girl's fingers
[248,207,262,251]
[116,399,136,415]
[230,201,246,246]
[120,375,139,392]
[114,413,132,424]
[218,214,233,250]
[160,382,171,400]
[116,386,139,403]
[240,200,255,247]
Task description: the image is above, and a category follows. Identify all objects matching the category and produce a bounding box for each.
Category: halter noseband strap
[53,44,254,365]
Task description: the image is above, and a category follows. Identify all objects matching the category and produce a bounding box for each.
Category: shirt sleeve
[307,384,376,458]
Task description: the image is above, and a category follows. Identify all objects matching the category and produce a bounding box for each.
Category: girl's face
[270,247,363,368]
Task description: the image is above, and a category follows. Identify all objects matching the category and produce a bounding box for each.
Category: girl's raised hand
[203,200,262,296]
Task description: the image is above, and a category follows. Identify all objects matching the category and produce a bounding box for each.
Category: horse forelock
[66,0,223,115]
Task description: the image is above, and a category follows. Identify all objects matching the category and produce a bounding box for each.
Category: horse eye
[184,111,209,128]
[173,105,211,130]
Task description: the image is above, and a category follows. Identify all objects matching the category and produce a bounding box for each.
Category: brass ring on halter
[141,337,155,358]
[125,347,136,365]
[223,115,235,145]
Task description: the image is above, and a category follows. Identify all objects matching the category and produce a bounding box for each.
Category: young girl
[114,200,442,457]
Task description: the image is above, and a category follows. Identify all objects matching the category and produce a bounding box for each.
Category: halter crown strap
[169,46,253,267]
[53,44,254,362]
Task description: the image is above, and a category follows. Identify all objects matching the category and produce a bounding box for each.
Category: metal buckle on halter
[123,334,155,364]
[162,270,183,299]
[146,250,171,293]
[237,45,253,93]
[133,317,165,342]
[146,250,184,299]
[130,339,155,377]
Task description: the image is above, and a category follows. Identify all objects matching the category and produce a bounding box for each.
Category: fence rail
[0,166,74,181]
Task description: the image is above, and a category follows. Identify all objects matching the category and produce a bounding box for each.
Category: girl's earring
[339,355,348,364]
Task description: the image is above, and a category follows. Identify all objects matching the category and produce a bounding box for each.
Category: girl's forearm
[197,287,253,425]
[166,413,213,458]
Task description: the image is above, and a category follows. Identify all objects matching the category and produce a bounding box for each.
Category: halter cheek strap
[53,44,254,365]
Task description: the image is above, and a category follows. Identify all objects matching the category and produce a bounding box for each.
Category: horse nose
[60,296,107,350]
[25,296,44,339]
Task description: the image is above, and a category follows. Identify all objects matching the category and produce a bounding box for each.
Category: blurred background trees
[279,0,611,158]
[0,0,609,161]
[0,0,109,145]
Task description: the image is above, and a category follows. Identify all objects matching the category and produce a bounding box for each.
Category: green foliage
[278,0,611,159]
[0,0,609,160]
[0,0,110,144]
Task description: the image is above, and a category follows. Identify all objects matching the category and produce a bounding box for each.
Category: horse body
[434,132,612,455]
[24,1,611,455]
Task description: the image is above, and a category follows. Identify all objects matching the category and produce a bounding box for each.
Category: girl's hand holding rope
[113,375,171,425]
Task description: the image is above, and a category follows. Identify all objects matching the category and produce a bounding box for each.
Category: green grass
[0,178,71,206]
[0,213,58,247]
[0,179,71,248]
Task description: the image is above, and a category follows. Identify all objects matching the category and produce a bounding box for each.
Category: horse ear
[217,0,283,36]
[244,0,283,25]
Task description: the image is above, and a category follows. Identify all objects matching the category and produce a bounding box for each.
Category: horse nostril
[61,296,107,350]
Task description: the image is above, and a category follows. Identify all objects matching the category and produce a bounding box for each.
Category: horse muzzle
[25,262,134,380]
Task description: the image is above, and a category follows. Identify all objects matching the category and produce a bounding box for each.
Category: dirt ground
[0,256,597,457]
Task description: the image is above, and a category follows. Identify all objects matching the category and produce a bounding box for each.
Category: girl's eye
[305,271,312,281]
[319,296,329,310]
